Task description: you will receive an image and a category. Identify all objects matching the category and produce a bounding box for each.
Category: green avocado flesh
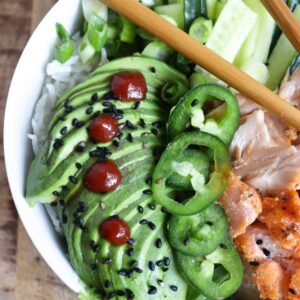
[26,56,191,299]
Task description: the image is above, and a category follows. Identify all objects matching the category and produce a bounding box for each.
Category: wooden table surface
[0,0,76,299]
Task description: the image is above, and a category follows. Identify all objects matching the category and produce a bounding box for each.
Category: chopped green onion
[107,24,118,40]
[142,40,174,61]
[120,16,136,44]
[189,72,207,88]
[82,0,108,22]
[78,34,97,64]
[189,17,213,44]
[87,13,108,51]
[54,23,74,63]
[161,81,189,105]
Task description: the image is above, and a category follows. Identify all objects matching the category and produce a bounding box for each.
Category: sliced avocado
[26,56,190,299]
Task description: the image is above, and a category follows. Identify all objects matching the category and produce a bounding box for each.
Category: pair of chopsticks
[101,0,300,130]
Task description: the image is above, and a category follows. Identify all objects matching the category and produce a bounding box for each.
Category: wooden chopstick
[261,0,300,53]
[101,0,300,130]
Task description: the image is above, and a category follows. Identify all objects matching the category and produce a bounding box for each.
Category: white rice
[29,32,107,233]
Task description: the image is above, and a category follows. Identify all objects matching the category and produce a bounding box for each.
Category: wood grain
[0,0,76,299]
[261,0,300,53]
[103,0,300,130]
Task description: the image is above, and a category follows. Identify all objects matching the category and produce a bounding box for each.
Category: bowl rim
[3,0,83,293]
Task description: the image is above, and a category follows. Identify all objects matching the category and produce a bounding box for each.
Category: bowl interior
[4,0,84,293]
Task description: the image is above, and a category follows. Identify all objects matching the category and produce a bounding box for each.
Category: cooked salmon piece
[233,146,300,195]
[218,174,262,238]
[237,94,261,116]
[253,260,290,300]
[279,68,300,109]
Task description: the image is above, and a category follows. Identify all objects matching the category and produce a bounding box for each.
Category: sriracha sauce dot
[100,217,131,245]
[111,71,147,102]
[84,160,122,193]
[89,114,119,143]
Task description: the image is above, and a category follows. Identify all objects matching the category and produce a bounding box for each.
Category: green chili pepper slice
[176,235,243,300]
[167,148,210,191]
[152,131,231,216]
[168,204,228,256]
[167,84,240,145]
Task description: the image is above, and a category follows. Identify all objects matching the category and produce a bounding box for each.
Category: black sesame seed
[155,238,162,249]
[77,206,85,213]
[107,292,116,299]
[75,162,82,170]
[150,67,156,73]
[91,93,99,102]
[183,238,190,246]
[111,214,119,219]
[65,106,73,113]
[129,260,138,268]
[151,128,158,136]
[206,221,213,226]
[220,243,228,249]
[139,219,148,225]
[59,199,65,206]
[86,107,94,115]
[250,261,260,266]
[137,206,144,214]
[75,121,85,128]
[289,288,297,295]
[53,138,64,149]
[149,261,155,271]
[148,203,156,210]
[126,289,135,299]
[116,290,126,296]
[104,280,111,288]
[127,248,134,256]
[141,132,150,138]
[139,118,146,128]
[69,176,78,184]
[164,257,170,266]
[89,240,99,253]
[115,114,123,120]
[161,207,167,213]
[148,222,156,230]
[143,189,152,195]
[92,111,101,119]
[134,101,141,110]
[152,121,162,128]
[170,285,178,292]
[75,142,86,152]
[156,260,164,266]
[60,126,68,136]
[50,201,58,207]
[127,269,134,278]
[90,263,97,271]
[81,225,88,232]
[148,285,157,295]
[145,177,152,185]
[104,91,113,100]
[102,257,112,264]
[127,133,133,143]
[62,214,68,224]
[191,99,199,107]
[134,267,143,273]
[72,118,79,126]
[112,140,119,147]
[256,239,263,245]
[79,201,86,209]
[262,248,271,257]
[153,147,163,156]
[103,101,113,107]
[162,267,169,272]
[52,191,60,197]
[127,239,136,245]
[125,120,135,130]
[64,99,70,108]
[118,269,128,276]
[103,107,114,114]
[117,109,124,114]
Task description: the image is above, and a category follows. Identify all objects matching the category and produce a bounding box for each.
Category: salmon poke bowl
[4,0,300,299]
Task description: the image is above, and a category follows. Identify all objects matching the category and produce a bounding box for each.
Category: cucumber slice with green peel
[240,58,269,85]
[235,0,275,66]
[206,0,257,63]
[266,4,300,90]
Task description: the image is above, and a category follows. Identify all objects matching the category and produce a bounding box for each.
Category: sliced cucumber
[240,58,269,85]
[205,0,257,63]
[142,41,174,61]
[266,4,300,90]
[154,4,184,28]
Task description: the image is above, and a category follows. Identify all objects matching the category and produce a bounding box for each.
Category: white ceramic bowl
[4,0,85,293]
